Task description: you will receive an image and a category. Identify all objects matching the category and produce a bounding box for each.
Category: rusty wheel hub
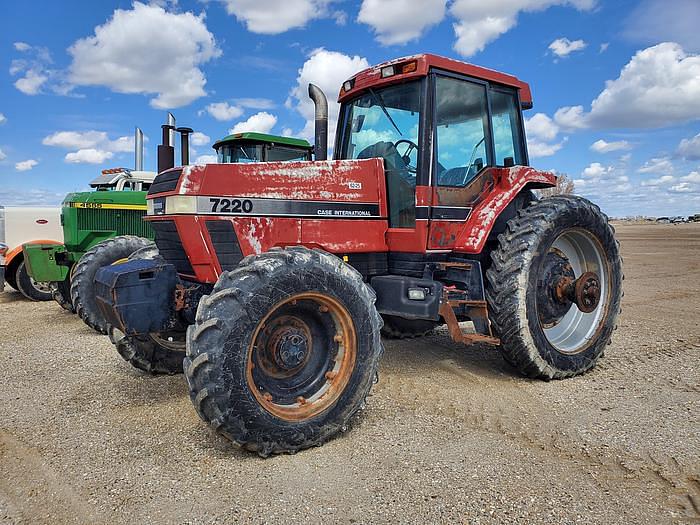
[573,271,601,313]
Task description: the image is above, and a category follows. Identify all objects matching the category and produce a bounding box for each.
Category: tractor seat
[357,141,415,187]
[438,160,483,187]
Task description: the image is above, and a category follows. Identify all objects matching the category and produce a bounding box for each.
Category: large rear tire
[185,247,383,456]
[15,260,52,301]
[71,236,153,334]
[486,195,622,380]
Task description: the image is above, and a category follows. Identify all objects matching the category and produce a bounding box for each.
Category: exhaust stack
[308,83,328,161]
[176,127,193,166]
[157,113,176,173]
[134,127,144,171]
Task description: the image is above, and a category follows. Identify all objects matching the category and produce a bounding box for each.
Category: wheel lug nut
[296,396,307,405]
[319,305,329,313]
[333,334,343,343]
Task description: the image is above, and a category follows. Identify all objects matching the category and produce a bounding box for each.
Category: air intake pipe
[134,127,144,171]
[308,83,328,161]
[157,113,176,173]
[176,127,193,166]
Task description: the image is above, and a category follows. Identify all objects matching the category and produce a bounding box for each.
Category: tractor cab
[213,132,313,164]
[90,168,157,192]
[334,54,531,231]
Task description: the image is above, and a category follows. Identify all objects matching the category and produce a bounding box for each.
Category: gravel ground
[1,222,698,524]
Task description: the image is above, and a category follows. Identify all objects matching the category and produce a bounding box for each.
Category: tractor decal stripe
[151,196,383,219]
[416,206,472,221]
[69,203,148,211]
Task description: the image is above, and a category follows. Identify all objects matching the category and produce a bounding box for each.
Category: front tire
[71,235,153,334]
[486,195,622,380]
[185,247,383,456]
[15,260,52,301]
[51,275,74,312]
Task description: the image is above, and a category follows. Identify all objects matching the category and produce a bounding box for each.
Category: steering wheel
[393,139,419,173]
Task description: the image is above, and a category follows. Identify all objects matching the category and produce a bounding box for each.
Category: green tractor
[23,120,313,334]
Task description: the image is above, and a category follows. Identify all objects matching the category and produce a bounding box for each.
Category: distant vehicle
[688,214,700,223]
[670,216,686,224]
[0,206,62,300]
[656,217,670,224]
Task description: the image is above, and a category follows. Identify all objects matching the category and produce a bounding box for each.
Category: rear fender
[454,167,556,254]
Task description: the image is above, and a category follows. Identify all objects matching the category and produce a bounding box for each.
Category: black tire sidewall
[16,260,52,301]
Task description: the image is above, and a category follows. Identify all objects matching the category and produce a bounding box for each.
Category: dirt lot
[1,223,698,524]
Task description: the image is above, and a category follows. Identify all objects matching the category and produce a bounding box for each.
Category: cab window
[490,89,525,166]
[434,76,490,187]
[265,146,311,162]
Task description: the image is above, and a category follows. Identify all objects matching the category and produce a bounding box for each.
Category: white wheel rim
[541,229,609,354]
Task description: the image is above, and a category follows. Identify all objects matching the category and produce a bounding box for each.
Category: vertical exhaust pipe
[134,127,144,171]
[157,113,176,173]
[308,83,328,160]
[176,127,193,166]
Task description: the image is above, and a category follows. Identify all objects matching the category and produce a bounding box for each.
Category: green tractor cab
[23,124,312,315]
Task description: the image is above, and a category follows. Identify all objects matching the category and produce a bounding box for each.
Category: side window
[435,76,489,187]
[265,146,311,162]
[490,90,525,166]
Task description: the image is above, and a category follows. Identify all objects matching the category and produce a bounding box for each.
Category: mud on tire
[51,275,74,313]
[486,195,622,380]
[70,235,153,334]
[185,246,383,457]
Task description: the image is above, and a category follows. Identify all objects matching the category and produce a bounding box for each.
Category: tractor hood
[62,190,148,210]
[146,159,388,219]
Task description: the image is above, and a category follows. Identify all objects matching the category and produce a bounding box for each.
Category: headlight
[166,196,197,214]
[146,200,154,215]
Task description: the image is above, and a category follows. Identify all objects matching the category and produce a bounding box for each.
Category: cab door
[427,73,528,250]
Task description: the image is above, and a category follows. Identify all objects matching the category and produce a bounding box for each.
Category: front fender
[454,167,556,254]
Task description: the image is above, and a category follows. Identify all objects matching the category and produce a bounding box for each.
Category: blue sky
[1,0,699,217]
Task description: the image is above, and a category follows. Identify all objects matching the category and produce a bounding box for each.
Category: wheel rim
[537,229,609,354]
[247,292,357,421]
[150,332,186,351]
[30,277,51,294]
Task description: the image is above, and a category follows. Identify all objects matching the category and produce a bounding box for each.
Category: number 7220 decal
[209,198,253,213]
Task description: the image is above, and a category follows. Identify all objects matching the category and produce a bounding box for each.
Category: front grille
[77,208,153,239]
[150,220,194,276]
[205,220,243,271]
[148,169,182,195]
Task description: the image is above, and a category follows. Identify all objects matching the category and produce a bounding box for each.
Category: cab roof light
[343,79,354,92]
[401,61,417,74]
[380,65,395,78]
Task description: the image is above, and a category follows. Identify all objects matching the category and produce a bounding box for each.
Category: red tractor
[95,54,622,456]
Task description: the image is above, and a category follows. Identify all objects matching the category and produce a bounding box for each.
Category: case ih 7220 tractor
[95,54,622,456]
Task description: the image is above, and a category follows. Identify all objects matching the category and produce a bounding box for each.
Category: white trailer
[0,206,62,300]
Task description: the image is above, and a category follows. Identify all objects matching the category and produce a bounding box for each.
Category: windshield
[217,144,263,163]
[338,80,422,227]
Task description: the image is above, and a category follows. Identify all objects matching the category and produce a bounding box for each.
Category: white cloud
[449,0,596,57]
[220,0,331,34]
[15,159,38,171]
[600,42,609,53]
[43,130,108,149]
[0,188,66,206]
[43,130,141,162]
[0,149,6,161]
[549,37,587,57]
[677,133,700,160]
[14,69,48,95]
[524,113,566,158]
[205,102,244,121]
[582,162,612,178]
[191,131,210,146]
[358,0,447,45]
[13,42,31,52]
[681,171,700,183]
[641,174,675,186]
[638,157,674,175]
[233,97,276,110]
[0,113,6,125]
[288,48,369,144]
[68,2,220,108]
[669,182,697,193]
[65,149,114,164]
[230,112,278,134]
[624,0,700,53]
[555,43,700,129]
[590,139,633,153]
[194,154,217,164]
